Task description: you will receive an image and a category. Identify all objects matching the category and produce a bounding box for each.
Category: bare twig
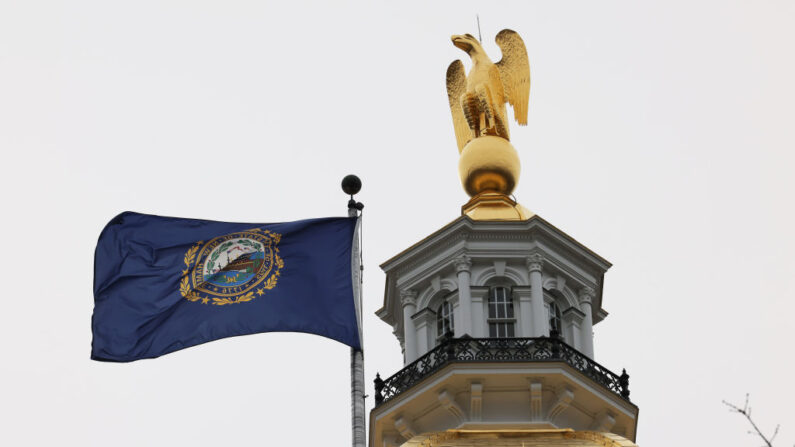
[723,394,781,447]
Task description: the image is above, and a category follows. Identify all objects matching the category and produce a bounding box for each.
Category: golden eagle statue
[446,29,533,221]
[446,30,530,153]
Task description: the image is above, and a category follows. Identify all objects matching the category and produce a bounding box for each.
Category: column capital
[400,289,418,307]
[454,255,472,273]
[526,253,544,273]
[578,287,595,304]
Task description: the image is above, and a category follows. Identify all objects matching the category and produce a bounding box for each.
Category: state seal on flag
[179,228,284,305]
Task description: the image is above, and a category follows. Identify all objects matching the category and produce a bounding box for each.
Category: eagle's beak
[451,35,472,52]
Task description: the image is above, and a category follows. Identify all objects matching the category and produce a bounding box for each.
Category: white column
[415,318,430,356]
[451,298,462,338]
[471,292,486,337]
[400,290,418,363]
[578,287,595,359]
[527,254,547,337]
[562,308,584,350]
[454,255,473,337]
[516,288,533,337]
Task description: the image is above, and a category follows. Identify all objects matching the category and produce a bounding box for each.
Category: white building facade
[380,217,606,364]
[369,216,639,447]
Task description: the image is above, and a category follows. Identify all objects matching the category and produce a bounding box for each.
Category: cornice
[383,217,611,281]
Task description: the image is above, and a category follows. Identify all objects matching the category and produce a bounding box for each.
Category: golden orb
[458,136,521,197]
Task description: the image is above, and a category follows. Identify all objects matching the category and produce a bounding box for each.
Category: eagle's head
[451,34,484,56]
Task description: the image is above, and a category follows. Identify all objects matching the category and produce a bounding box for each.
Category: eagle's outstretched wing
[446,60,472,153]
[495,29,530,125]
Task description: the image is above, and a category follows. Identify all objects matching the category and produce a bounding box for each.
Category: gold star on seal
[202,298,209,304]
[256,288,264,296]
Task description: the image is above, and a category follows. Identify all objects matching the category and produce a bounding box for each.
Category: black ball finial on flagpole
[342,175,364,211]
[342,174,362,195]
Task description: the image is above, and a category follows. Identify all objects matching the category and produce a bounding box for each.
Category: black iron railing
[373,336,630,407]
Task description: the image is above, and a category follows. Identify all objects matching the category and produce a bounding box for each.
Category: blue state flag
[92,211,360,362]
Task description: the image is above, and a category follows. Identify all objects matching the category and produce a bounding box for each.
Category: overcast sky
[1,1,794,446]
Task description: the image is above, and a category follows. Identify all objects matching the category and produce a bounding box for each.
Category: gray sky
[1,1,793,445]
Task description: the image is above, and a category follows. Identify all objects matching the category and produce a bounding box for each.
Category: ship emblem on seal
[180,228,284,305]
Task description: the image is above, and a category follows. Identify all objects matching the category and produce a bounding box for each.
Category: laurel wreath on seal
[179,232,284,306]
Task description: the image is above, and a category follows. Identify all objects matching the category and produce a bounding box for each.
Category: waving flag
[92,211,360,362]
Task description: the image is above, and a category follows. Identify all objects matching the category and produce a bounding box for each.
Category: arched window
[488,286,515,337]
[436,301,454,338]
[548,301,563,339]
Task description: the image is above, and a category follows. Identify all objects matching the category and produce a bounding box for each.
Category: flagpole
[343,175,366,447]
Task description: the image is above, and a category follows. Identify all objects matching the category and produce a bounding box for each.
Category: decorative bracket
[590,410,616,432]
[493,260,506,277]
[547,386,574,423]
[438,390,466,424]
[394,416,416,440]
[529,380,543,421]
[469,382,483,422]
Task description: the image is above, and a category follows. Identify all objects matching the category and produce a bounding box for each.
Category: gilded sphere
[458,136,521,197]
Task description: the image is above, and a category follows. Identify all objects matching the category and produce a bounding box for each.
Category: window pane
[548,302,562,337]
[437,301,454,337]
[487,287,517,338]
